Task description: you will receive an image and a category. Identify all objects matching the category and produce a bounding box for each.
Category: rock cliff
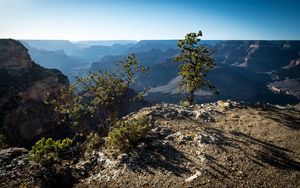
[0,39,69,147]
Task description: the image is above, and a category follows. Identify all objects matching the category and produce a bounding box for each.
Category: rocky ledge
[1,100,299,188]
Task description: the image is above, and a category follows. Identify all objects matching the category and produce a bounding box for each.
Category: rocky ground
[1,100,300,188]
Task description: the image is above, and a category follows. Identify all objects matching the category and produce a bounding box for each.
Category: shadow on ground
[260,106,300,130]
[189,122,300,187]
[120,127,191,176]
[231,131,300,171]
[198,122,300,173]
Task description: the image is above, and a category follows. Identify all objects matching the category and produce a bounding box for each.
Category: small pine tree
[173,31,216,105]
[48,53,148,135]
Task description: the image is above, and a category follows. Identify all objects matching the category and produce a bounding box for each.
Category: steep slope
[0,39,69,147]
[214,40,300,73]
[22,43,86,82]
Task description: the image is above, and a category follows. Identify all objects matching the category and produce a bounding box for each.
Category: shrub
[179,100,190,107]
[29,137,73,166]
[106,113,151,152]
[85,132,102,154]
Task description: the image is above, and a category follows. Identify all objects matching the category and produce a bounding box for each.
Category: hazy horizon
[14,39,300,42]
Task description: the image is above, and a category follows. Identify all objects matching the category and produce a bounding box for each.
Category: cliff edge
[1,101,299,188]
[0,39,69,147]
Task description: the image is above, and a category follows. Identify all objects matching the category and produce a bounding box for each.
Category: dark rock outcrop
[0,147,80,188]
[0,148,42,188]
[0,39,69,147]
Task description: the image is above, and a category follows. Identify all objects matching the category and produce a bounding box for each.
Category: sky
[0,0,300,40]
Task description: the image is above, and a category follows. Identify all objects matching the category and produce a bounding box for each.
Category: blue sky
[0,0,299,40]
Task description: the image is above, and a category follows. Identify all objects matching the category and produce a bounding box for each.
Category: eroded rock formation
[0,39,69,147]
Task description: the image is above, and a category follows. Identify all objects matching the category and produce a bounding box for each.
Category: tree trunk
[188,91,195,105]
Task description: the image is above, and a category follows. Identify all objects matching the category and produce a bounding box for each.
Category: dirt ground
[77,103,300,188]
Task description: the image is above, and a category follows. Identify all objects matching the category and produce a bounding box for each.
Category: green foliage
[48,53,148,134]
[47,85,93,133]
[179,100,190,107]
[85,132,102,154]
[29,137,72,166]
[76,53,148,125]
[0,133,8,149]
[173,31,216,105]
[106,113,151,152]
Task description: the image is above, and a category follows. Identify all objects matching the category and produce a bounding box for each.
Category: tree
[173,31,216,105]
[48,53,148,136]
[76,53,148,127]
